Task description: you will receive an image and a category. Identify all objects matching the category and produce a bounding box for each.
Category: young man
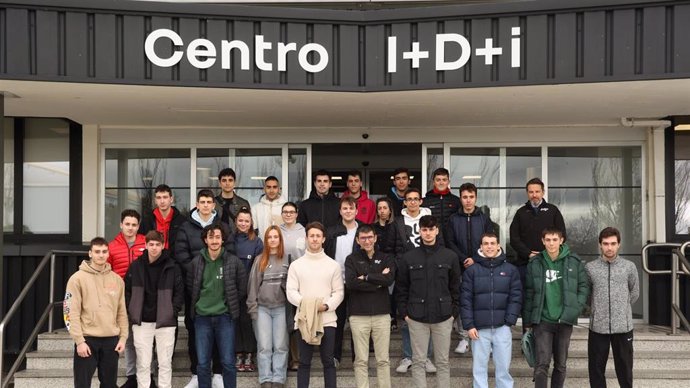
[140,184,186,255]
[107,209,145,387]
[64,237,128,388]
[187,224,248,388]
[342,170,375,224]
[251,176,286,238]
[461,233,522,388]
[215,168,251,228]
[446,182,495,354]
[387,168,410,216]
[586,227,639,388]
[286,222,345,388]
[396,215,461,388]
[345,225,395,388]
[125,231,184,388]
[523,228,589,388]
[297,169,340,228]
[423,168,460,242]
[325,196,361,366]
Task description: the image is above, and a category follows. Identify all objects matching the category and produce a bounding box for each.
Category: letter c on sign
[145,29,184,68]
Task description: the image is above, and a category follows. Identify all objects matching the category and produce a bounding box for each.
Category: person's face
[600,235,620,260]
[356,231,377,253]
[404,192,422,212]
[314,175,332,196]
[89,244,109,267]
[264,179,280,201]
[146,240,163,260]
[266,229,281,250]
[196,196,215,217]
[542,233,564,256]
[460,190,477,213]
[527,184,544,205]
[480,236,500,258]
[433,174,450,192]
[219,175,236,193]
[154,191,173,212]
[236,213,252,233]
[306,228,325,252]
[281,205,297,224]
[394,172,410,192]
[340,203,357,223]
[120,216,140,239]
[420,226,439,245]
[204,229,224,252]
[347,175,362,194]
[377,202,391,220]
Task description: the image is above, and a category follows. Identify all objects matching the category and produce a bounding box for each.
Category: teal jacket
[522,244,589,326]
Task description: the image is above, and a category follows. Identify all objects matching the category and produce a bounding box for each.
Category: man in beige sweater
[287,221,344,388]
[64,237,128,388]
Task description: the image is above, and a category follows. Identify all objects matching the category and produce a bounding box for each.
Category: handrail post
[671,252,679,335]
[0,321,5,386]
[48,253,56,333]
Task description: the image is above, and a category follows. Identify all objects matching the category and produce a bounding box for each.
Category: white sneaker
[395,357,412,373]
[425,359,437,373]
[212,374,224,388]
[454,339,470,354]
[184,375,199,388]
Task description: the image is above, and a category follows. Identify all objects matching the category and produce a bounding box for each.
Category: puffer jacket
[296,190,340,229]
[423,189,460,231]
[522,244,589,326]
[174,210,236,270]
[107,233,146,278]
[446,207,494,266]
[187,248,247,320]
[460,249,522,330]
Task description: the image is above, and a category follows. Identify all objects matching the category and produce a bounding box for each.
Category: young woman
[247,226,290,388]
[233,208,263,372]
[374,197,400,330]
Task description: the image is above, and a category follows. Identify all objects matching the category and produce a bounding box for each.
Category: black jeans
[73,336,119,388]
[334,297,353,362]
[533,322,573,388]
[298,327,336,388]
[588,330,634,388]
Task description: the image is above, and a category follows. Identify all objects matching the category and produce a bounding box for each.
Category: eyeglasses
[405,198,421,203]
[282,210,297,215]
[358,235,376,241]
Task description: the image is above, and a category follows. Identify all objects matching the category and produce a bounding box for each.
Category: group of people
[63,166,640,388]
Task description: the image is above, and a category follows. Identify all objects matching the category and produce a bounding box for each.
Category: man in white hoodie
[252,176,286,238]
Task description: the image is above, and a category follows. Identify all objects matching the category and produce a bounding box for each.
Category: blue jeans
[195,314,237,388]
[253,305,289,384]
[471,325,513,388]
[401,320,433,359]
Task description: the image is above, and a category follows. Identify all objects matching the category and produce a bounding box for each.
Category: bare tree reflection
[675,161,690,234]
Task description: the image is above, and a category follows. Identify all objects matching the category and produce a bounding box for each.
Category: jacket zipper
[466,214,471,260]
[608,261,612,334]
[490,265,495,325]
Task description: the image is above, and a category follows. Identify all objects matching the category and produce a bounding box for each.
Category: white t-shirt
[335,226,357,281]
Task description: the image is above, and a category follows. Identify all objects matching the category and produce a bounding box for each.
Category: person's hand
[382,267,390,274]
[76,342,91,357]
[529,251,539,258]
[468,328,479,340]
[317,304,329,312]
[114,341,125,354]
[463,258,475,268]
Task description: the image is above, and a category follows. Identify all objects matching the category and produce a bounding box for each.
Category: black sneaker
[120,375,138,388]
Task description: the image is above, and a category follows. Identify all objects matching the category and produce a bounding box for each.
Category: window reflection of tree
[675,160,690,234]
[138,158,167,216]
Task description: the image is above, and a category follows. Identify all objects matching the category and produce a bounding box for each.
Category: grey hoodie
[585,255,639,334]
[280,223,306,261]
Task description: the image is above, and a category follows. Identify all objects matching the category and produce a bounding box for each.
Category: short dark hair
[480,232,499,244]
[201,223,228,245]
[282,201,298,212]
[265,176,279,185]
[432,167,450,179]
[541,227,563,239]
[218,168,236,181]
[599,227,621,243]
[120,209,141,223]
[393,167,409,177]
[340,196,358,209]
[145,230,164,244]
[196,189,215,202]
[526,177,544,190]
[313,169,332,181]
[347,170,362,180]
[305,221,326,236]
[154,184,173,196]
[459,182,477,195]
[356,224,375,237]
[404,187,422,199]
[419,215,438,229]
[89,237,109,249]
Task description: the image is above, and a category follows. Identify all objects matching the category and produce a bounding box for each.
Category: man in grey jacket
[585,227,639,388]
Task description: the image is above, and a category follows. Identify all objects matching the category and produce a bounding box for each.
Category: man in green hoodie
[522,227,589,388]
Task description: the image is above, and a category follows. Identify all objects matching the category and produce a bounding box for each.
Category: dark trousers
[334,297,353,362]
[533,322,573,388]
[517,265,527,333]
[298,327,336,388]
[73,336,119,388]
[588,330,634,388]
[183,268,222,375]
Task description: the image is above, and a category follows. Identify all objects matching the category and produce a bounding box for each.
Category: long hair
[259,225,285,272]
[236,207,257,240]
[375,197,395,225]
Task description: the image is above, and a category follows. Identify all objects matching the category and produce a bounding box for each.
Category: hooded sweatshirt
[247,254,290,319]
[401,207,432,248]
[342,190,376,224]
[252,195,287,239]
[64,261,128,345]
[280,223,306,261]
[296,189,340,228]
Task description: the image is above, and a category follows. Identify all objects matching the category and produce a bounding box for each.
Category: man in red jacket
[343,170,375,224]
[108,209,146,388]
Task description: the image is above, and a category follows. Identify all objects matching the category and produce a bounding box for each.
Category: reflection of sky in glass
[105,149,190,187]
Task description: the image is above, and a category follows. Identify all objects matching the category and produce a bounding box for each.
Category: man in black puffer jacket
[461,232,522,388]
[423,168,460,243]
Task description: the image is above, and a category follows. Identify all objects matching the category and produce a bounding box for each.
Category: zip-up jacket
[396,242,461,323]
[139,206,186,252]
[522,244,589,326]
[252,195,287,238]
[186,248,247,321]
[387,187,406,217]
[423,189,461,233]
[509,200,567,267]
[107,233,146,278]
[174,209,236,269]
[63,261,128,345]
[125,251,184,328]
[586,255,640,334]
[234,232,264,274]
[215,193,251,228]
[325,220,362,260]
[446,207,495,268]
[296,190,340,229]
[345,249,396,316]
[373,221,398,255]
[342,190,376,224]
[460,249,522,330]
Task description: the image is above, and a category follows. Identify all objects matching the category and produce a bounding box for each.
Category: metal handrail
[641,242,683,275]
[0,250,88,388]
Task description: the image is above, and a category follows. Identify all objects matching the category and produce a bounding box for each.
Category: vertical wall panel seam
[87,13,95,78]
[1,9,5,74]
[547,14,554,79]
[144,16,152,80]
[491,17,499,82]
[58,11,65,76]
[464,19,471,82]
[384,23,391,86]
[634,8,643,74]
[605,10,613,77]
[411,22,417,85]
[200,19,207,82]
[437,21,444,85]
[519,16,526,80]
[332,24,339,86]
[171,17,179,81]
[576,12,584,78]
[358,25,365,87]
[307,23,314,86]
[228,20,234,84]
[115,14,123,79]
[253,21,261,84]
[28,9,35,75]
[665,6,673,73]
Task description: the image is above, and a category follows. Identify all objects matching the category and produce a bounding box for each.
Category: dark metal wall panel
[674,5,690,73]
[150,16,174,82]
[338,24,358,88]
[498,16,521,83]
[286,23,306,87]
[584,11,606,79]
[612,9,636,76]
[642,6,666,75]
[470,18,493,85]
[364,25,385,89]
[442,19,466,86]
[313,23,334,87]
[94,14,117,79]
[122,15,145,80]
[178,17,201,83]
[35,10,58,76]
[65,12,88,79]
[417,21,438,87]
[5,8,30,76]
[390,23,411,89]
[554,13,577,80]
[525,15,548,83]
[259,21,280,85]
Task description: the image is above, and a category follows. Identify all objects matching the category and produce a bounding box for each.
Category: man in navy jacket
[461,232,522,388]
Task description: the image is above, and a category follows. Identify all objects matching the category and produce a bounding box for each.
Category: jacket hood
[280,223,305,233]
[190,208,218,227]
[307,189,337,200]
[425,189,453,198]
[79,260,113,274]
[542,243,571,262]
[390,186,405,200]
[343,190,370,201]
[201,247,225,263]
[401,207,431,221]
[259,194,286,206]
[476,248,507,267]
[139,249,174,268]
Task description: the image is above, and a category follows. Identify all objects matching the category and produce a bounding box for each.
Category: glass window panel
[288,148,307,203]
[4,119,13,232]
[23,118,70,234]
[196,148,229,189]
[105,188,190,239]
[506,148,542,187]
[449,148,499,188]
[426,147,443,191]
[548,147,642,188]
[674,133,690,234]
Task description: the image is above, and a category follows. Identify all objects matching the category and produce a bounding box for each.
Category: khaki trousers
[349,314,391,388]
[407,317,453,388]
[132,323,176,388]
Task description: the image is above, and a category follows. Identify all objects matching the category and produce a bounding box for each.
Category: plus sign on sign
[387,27,521,73]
